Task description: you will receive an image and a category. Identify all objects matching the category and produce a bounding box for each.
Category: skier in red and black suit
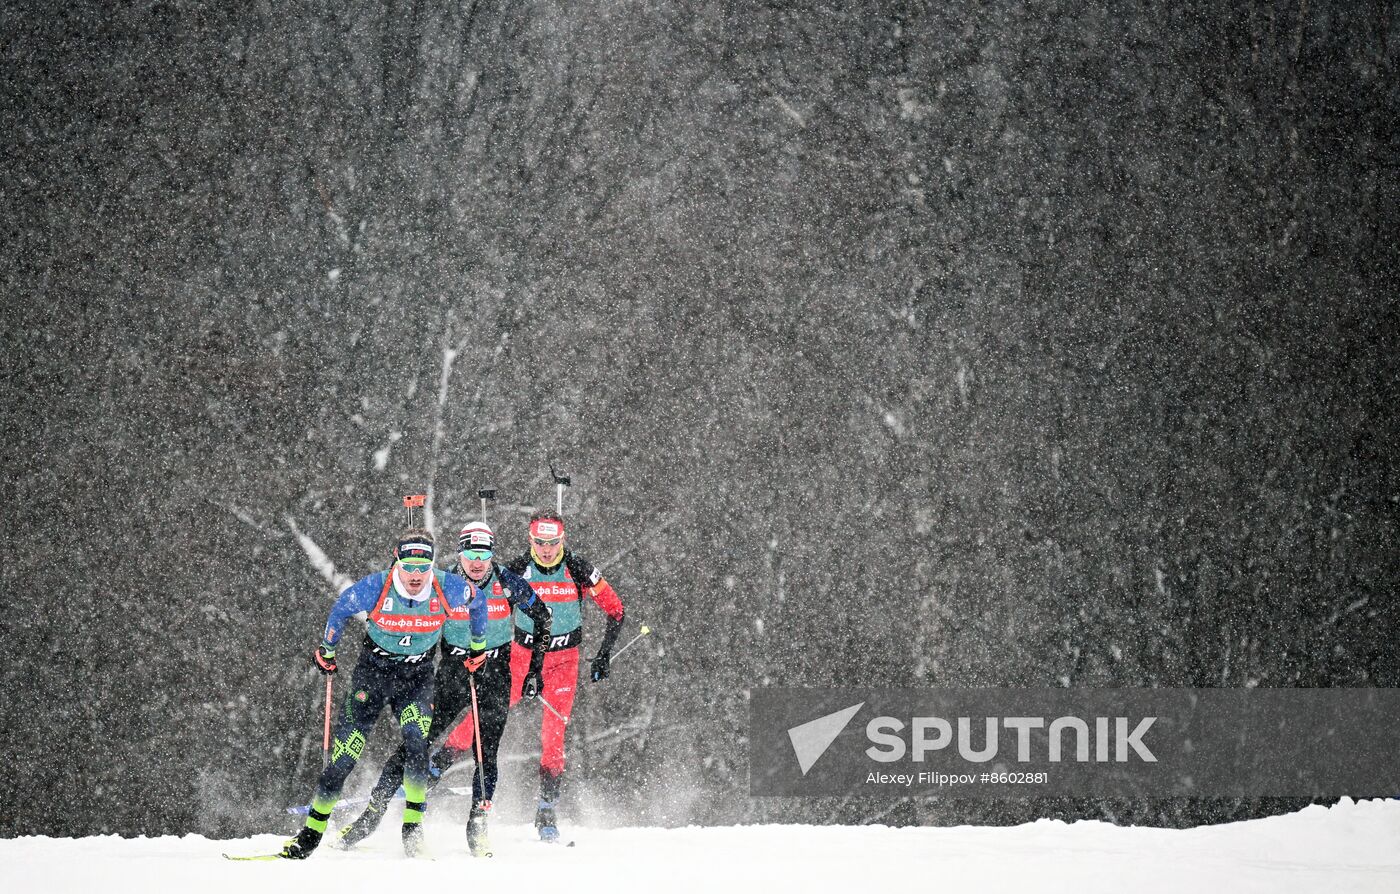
[440,511,625,841]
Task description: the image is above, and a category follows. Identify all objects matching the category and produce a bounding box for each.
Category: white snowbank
[4,799,1399,893]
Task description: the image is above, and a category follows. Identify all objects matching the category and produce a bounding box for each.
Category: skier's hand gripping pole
[314,644,336,763]
[540,628,654,724]
[590,624,651,682]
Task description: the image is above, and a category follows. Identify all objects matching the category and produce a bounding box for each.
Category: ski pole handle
[610,625,652,661]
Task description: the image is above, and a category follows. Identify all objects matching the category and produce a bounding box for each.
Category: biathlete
[281,528,487,860]
[338,520,551,856]
[440,511,625,841]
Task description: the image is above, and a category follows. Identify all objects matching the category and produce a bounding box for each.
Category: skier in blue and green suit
[281,527,487,860]
[336,520,552,857]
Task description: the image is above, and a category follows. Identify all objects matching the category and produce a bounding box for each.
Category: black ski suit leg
[312,657,393,807]
[362,657,473,813]
[387,661,436,823]
[473,649,513,804]
[423,658,475,788]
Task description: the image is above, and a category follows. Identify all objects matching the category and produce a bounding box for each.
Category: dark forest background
[2,1,1396,837]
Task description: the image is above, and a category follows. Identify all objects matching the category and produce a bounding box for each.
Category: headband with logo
[396,538,435,562]
[530,518,565,541]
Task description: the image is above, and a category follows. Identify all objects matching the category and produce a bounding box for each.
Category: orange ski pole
[468,673,487,799]
[323,676,333,761]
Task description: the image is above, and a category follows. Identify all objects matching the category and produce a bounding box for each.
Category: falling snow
[2,0,1393,854]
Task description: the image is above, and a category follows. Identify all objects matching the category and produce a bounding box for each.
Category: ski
[222,852,283,861]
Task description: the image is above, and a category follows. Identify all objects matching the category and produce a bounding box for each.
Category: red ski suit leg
[509,641,578,780]
[443,709,475,752]
[443,643,579,782]
[443,679,477,754]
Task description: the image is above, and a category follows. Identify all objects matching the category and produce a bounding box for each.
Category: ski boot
[535,800,560,843]
[281,826,322,860]
[336,801,385,849]
[466,800,493,857]
[402,822,425,858]
[428,746,462,790]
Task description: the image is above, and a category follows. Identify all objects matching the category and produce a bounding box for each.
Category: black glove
[589,651,611,683]
[314,644,337,675]
[521,667,543,699]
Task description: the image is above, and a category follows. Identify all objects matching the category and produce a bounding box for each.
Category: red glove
[462,649,486,673]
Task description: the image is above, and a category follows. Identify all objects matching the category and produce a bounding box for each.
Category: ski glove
[314,644,337,675]
[463,648,487,674]
[521,667,543,700]
[589,651,611,683]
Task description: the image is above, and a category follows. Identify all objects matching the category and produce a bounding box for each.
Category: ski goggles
[398,558,434,573]
[461,548,493,562]
[529,535,563,547]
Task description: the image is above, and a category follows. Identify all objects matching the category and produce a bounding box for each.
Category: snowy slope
[4,799,1398,893]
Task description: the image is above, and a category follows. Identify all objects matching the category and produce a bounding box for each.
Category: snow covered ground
[4,799,1398,893]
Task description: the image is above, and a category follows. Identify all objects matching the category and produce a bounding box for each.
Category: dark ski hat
[396,536,434,562]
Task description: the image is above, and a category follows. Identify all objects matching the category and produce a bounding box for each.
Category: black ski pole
[549,464,570,515]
